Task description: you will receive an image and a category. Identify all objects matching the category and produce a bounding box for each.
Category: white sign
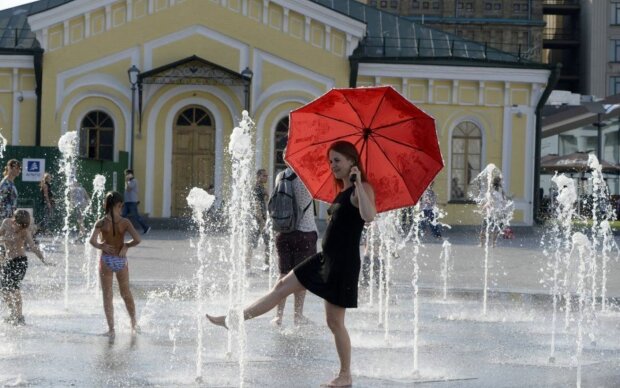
[22,158,45,182]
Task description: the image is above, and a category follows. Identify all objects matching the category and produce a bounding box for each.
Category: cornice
[28,0,115,32]
[358,63,551,84]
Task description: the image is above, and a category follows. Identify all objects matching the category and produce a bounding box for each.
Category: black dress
[294,186,365,308]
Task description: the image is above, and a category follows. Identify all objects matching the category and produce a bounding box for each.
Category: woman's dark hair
[3,159,20,177]
[104,191,124,235]
[327,141,366,190]
[14,209,30,229]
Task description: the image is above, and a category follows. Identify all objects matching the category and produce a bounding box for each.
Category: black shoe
[143,226,152,235]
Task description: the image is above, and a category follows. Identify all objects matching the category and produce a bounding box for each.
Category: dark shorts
[0,256,28,291]
[276,230,318,274]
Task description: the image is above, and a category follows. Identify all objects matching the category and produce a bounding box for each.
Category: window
[390,0,398,9]
[369,0,377,5]
[423,1,429,9]
[611,40,620,62]
[80,111,114,161]
[612,3,620,25]
[380,0,387,7]
[432,1,440,9]
[465,2,473,11]
[610,76,620,95]
[457,1,463,9]
[494,3,501,10]
[451,121,482,200]
[175,106,212,127]
[274,117,289,174]
[485,2,492,10]
[412,1,420,9]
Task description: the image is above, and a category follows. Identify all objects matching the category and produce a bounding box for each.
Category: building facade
[0,0,552,225]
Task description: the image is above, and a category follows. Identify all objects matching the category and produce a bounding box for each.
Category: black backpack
[268,171,311,233]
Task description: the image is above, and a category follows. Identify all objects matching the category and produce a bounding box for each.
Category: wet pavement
[1,228,620,387]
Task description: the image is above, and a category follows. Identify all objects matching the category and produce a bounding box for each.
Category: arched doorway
[172,105,215,217]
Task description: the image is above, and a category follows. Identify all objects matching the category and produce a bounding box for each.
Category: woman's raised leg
[206,270,305,328]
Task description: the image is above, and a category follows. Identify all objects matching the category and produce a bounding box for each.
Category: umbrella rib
[367,91,388,129]
[370,131,425,153]
[372,116,434,132]
[366,134,415,204]
[313,112,363,131]
[341,93,368,129]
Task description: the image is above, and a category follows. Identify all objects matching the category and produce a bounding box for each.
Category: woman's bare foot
[205,314,227,329]
[101,329,115,338]
[270,316,282,326]
[320,373,352,387]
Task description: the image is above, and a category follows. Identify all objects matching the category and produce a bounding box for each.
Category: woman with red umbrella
[207,140,376,387]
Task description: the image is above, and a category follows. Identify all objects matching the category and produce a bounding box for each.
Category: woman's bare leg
[323,301,352,387]
[99,266,115,336]
[207,271,305,327]
[115,268,137,330]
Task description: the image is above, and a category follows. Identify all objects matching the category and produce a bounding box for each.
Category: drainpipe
[533,63,562,223]
[33,49,43,146]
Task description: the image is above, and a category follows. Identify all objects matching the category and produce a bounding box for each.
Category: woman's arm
[355,181,376,222]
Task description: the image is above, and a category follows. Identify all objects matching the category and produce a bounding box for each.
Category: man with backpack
[268,164,317,326]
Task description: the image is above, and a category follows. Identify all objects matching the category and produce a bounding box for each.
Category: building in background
[359,0,544,62]
[0,0,553,225]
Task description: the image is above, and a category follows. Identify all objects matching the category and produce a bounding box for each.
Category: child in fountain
[0,210,53,325]
[89,191,141,337]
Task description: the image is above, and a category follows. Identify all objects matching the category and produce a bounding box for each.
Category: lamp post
[127,65,140,169]
[241,67,253,112]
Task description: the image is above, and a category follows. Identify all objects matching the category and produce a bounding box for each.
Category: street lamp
[127,65,140,169]
[583,102,620,162]
[241,67,253,112]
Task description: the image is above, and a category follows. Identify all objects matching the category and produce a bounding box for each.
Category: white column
[452,80,459,104]
[479,81,485,105]
[170,0,176,5]
[283,8,289,33]
[401,78,408,99]
[127,0,133,22]
[325,25,331,51]
[11,69,19,145]
[63,21,69,46]
[374,76,381,86]
[504,82,511,106]
[304,16,311,42]
[345,33,352,56]
[262,0,269,25]
[242,0,248,16]
[148,0,154,14]
[84,13,91,38]
[501,106,514,194]
[105,5,112,30]
[428,79,434,103]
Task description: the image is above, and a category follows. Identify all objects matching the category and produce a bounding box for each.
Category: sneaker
[143,226,152,235]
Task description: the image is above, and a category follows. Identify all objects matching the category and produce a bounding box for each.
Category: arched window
[274,116,289,174]
[80,111,114,161]
[451,121,482,200]
[176,106,212,127]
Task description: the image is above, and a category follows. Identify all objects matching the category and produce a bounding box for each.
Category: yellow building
[0,0,554,225]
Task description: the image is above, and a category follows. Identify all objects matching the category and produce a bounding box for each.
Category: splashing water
[186,187,215,381]
[469,164,514,315]
[0,131,7,159]
[57,131,79,309]
[570,232,591,388]
[224,111,255,387]
[82,175,107,289]
[439,240,453,301]
[545,173,577,363]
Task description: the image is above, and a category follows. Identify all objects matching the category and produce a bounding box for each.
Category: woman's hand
[349,166,360,184]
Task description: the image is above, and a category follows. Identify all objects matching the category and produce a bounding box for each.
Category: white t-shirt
[283,168,317,233]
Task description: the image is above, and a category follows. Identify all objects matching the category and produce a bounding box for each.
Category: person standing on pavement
[0,160,21,221]
[38,172,54,234]
[246,168,269,271]
[420,182,442,238]
[270,163,317,327]
[122,169,151,235]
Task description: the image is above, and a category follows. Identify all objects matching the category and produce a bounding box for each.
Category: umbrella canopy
[286,86,444,213]
[541,152,620,174]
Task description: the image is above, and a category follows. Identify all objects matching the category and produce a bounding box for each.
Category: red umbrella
[286,86,444,213]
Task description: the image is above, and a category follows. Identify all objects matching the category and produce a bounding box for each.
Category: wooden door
[172,106,215,217]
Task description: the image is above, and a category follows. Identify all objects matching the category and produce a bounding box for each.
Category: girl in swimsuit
[89,191,141,338]
[207,141,376,387]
